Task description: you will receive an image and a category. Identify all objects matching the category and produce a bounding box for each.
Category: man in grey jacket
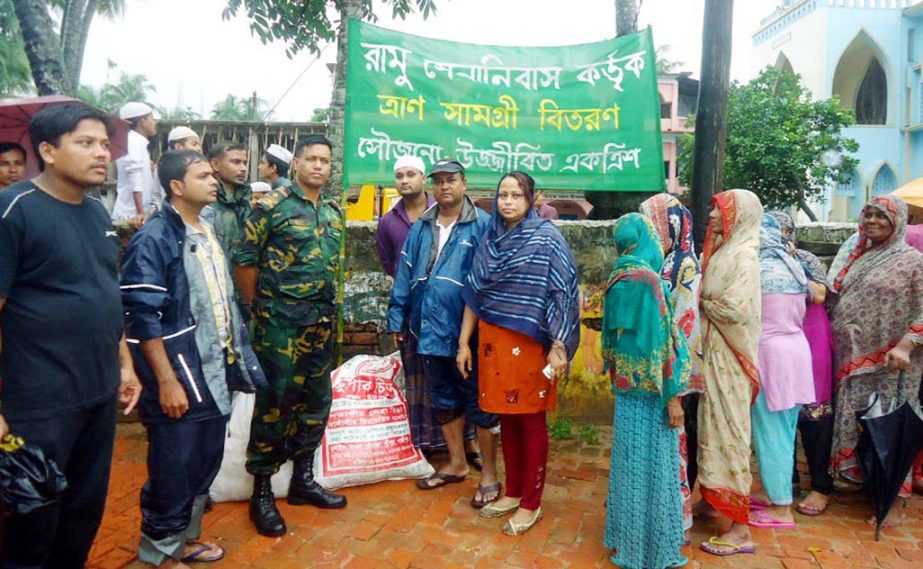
[121,150,262,567]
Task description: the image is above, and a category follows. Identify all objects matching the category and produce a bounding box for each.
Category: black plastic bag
[0,434,68,515]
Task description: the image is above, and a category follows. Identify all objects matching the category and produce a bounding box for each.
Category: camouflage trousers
[245,319,334,475]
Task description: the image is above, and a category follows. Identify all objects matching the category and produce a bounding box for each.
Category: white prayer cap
[393,155,425,174]
[265,144,293,165]
[251,181,272,194]
[118,102,154,120]
[167,126,199,142]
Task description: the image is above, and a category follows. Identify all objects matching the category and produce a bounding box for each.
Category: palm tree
[77,66,156,113]
[0,1,32,96]
[656,45,684,75]
[210,93,270,121]
[161,106,200,121]
[99,72,156,110]
[10,0,127,95]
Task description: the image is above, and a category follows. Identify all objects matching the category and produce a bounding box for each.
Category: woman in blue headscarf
[749,215,815,529]
[602,213,689,569]
[457,171,579,536]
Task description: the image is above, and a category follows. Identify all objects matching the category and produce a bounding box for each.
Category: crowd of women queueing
[459,173,923,569]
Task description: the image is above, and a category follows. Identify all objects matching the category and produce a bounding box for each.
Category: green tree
[210,93,270,121]
[224,0,438,195]
[76,66,156,112]
[311,107,329,123]
[10,0,125,95]
[0,0,32,96]
[678,67,859,219]
[161,106,200,121]
[655,44,683,75]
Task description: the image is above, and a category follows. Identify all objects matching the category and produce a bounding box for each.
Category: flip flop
[180,540,225,563]
[466,451,483,471]
[415,471,466,490]
[748,509,796,529]
[748,495,771,510]
[700,536,756,557]
[470,482,502,508]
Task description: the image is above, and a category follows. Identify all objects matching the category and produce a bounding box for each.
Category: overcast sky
[81,0,780,121]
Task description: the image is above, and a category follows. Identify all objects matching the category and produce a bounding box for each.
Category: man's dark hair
[27,104,114,171]
[158,150,207,199]
[293,135,331,158]
[0,142,26,157]
[207,141,246,161]
[263,152,288,178]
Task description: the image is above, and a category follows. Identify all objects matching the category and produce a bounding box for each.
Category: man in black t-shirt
[0,104,141,568]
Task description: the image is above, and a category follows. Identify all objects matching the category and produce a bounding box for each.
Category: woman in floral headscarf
[829,195,923,527]
[695,190,763,557]
[602,213,689,569]
[639,193,702,535]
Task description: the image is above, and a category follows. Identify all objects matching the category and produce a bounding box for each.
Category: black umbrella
[854,370,923,540]
[0,434,67,515]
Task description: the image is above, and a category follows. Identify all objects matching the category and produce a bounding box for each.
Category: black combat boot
[287,451,347,509]
[249,474,286,536]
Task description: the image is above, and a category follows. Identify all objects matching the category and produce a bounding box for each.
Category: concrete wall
[114,219,853,421]
[340,220,855,421]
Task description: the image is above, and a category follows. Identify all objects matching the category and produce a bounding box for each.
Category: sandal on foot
[470,482,502,508]
[415,471,466,490]
[700,536,756,557]
[749,509,796,529]
[748,495,771,510]
[465,451,483,471]
[480,497,520,518]
[797,493,830,516]
[180,540,225,563]
[501,507,543,536]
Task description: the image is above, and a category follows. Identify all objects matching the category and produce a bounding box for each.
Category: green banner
[343,20,664,192]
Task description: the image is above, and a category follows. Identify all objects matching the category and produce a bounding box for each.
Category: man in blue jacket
[121,150,262,567]
[387,158,501,508]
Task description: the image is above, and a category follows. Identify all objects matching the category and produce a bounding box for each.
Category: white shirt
[435,218,457,262]
[112,130,160,220]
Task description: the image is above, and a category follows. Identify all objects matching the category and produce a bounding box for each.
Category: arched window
[776,52,794,76]
[832,31,889,125]
[871,165,897,196]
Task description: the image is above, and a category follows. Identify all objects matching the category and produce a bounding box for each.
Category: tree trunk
[690,0,733,251]
[587,0,639,219]
[327,0,363,200]
[11,0,67,95]
[615,0,638,37]
[60,0,91,94]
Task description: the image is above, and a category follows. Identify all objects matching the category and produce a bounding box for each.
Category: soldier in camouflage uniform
[205,141,251,260]
[234,135,346,537]
[205,141,252,319]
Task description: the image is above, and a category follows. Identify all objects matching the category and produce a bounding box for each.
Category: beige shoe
[501,507,543,536]
[480,498,520,518]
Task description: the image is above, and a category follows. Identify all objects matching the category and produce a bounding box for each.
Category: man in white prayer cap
[112,102,159,227]
[259,143,293,190]
[167,126,202,152]
[249,180,272,208]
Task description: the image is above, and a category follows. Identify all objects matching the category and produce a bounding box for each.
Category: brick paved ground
[88,423,923,569]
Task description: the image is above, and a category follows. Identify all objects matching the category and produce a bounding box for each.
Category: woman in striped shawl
[457,171,579,536]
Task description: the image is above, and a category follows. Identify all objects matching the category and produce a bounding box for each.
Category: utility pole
[691,0,734,250]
